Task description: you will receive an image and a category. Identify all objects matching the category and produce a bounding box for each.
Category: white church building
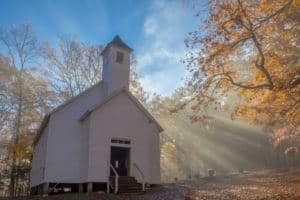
[30,36,162,195]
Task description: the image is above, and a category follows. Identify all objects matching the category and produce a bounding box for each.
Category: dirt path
[2,168,299,200]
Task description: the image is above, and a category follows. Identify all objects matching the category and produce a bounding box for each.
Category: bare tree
[42,36,104,101]
[0,23,40,196]
[42,36,148,104]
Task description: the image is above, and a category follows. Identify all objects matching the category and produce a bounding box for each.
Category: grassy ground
[1,168,299,200]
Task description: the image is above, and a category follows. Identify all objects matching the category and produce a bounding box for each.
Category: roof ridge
[79,89,163,132]
[49,81,103,115]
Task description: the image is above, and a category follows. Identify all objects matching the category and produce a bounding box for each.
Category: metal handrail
[110,164,119,194]
[133,162,145,191]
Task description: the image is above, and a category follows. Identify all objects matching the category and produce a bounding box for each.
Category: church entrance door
[110,146,130,176]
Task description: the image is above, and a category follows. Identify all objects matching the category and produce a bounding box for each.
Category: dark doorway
[110,146,130,176]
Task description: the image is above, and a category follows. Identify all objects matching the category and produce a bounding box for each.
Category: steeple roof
[101,35,133,55]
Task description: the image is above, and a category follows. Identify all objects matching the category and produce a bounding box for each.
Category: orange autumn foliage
[185,0,299,151]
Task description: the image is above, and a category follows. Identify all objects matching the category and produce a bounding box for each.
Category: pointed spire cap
[101,35,133,55]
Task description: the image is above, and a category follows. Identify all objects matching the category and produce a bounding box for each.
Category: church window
[116,51,124,64]
[111,138,131,144]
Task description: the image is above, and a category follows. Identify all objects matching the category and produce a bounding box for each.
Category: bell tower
[101,35,133,96]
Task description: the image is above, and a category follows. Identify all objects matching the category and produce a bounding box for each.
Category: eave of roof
[79,89,163,132]
[33,81,103,147]
[33,83,163,147]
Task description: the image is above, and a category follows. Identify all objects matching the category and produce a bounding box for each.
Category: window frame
[116,51,124,64]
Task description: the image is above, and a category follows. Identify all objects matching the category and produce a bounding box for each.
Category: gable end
[80,89,163,132]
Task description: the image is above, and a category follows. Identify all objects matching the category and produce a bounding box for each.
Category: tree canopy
[184,0,299,152]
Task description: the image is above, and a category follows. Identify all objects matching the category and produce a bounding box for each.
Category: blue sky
[0,0,206,96]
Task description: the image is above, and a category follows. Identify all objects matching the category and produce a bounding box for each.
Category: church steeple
[101,35,133,54]
[101,35,133,96]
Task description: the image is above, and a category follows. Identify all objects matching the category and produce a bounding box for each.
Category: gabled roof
[79,89,163,132]
[33,83,163,147]
[101,35,133,55]
[33,81,103,146]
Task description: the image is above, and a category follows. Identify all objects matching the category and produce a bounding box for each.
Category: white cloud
[136,0,197,96]
[144,18,158,35]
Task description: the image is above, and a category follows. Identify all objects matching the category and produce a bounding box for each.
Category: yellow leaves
[186,0,300,147]
[6,134,33,162]
[160,140,181,181]
[264,26,274,35]
[238,88,247,97]
[223,20,236,30]
[235,86,299,131]
[260,0,269,12]
[293,0,300,7]
[255,71,266,81]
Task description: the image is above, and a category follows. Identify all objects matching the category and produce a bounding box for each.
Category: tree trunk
[9,77,23,197]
